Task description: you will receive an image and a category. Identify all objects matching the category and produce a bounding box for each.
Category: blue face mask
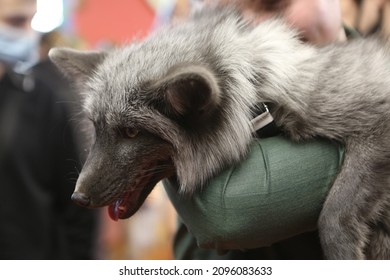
[0,25,39,72]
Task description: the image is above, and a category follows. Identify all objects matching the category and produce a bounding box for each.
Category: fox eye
[121,127,139,138]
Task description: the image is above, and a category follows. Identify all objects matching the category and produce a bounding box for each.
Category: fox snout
[71,192,91,207]
[70,168,91,206]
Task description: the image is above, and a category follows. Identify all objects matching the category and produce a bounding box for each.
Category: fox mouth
[107,160,174,221]
[107,179,156,221]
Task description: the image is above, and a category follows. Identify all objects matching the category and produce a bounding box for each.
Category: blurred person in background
[0,0,97,259]
[33,30,87,161]
[341,0,390,39]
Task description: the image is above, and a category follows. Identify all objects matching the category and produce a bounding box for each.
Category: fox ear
[49,47,106,82]
[159,65,220,124]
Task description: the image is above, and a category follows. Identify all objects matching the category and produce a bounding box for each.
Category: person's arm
[164,136,343,251]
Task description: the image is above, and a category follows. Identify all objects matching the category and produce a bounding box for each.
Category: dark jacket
[0,69,97,259]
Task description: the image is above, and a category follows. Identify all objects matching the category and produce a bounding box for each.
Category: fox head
[48,7,283,220]
[50,42,254,219]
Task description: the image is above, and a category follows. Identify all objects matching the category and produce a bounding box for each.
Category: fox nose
[71,192,91,207]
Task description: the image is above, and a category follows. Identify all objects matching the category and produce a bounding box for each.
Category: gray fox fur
[49,6,390,259]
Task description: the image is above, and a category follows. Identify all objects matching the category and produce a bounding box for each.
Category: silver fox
[50,6,390,259]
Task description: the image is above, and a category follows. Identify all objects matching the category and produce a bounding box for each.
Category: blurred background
[34,0,390,51]
[32,0,192,49]
[1,0,390,260]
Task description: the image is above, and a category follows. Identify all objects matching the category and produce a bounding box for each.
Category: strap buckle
[251,104,274,132]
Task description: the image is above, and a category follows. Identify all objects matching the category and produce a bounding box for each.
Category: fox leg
[318,141,390,259]
[365,204,390,259]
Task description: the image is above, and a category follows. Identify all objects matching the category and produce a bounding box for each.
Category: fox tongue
[108,199,126,221]
[107,190,135,221]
